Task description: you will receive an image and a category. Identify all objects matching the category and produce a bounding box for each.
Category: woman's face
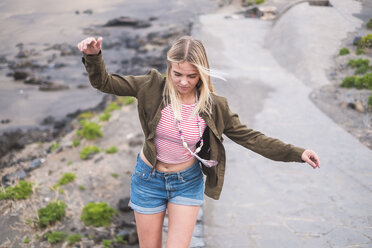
[170,62,200,97]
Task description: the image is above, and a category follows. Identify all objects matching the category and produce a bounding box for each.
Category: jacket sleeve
[222,100,305,163]
[82,51,160,97]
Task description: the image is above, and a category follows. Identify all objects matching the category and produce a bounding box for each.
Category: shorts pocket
[134,165,152,181]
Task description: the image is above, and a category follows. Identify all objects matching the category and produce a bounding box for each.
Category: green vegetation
[111,173,119,178]
[67,161,73,166]
[368,19,372,29]
[347,59,371,75]
[44,231,67,244]
[105,102,121,112]
[102,239,112,248]
[99,112,111,122]
[79,185,86,191]
[244,0,264,5]
[358,34,372,48]
[76,122,103,140]
[24,237,30,244]
[105,146,118,154]
[339,48,350,56]
[80,145,101,160]
[66,234,83,246]
[81,202,117,227]
[78,111,94,120]
[368,94,372,107]
[0,180,33,200]
[116,96,136,106]
[73,139,81,147]
[54,173,76,188]
[50,142,60,152]
[341,73,372,89]
[356,47,365,55]
[38,200,66,227]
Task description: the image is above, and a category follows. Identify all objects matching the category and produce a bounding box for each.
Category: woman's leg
[166,203,200,248]
[134,210,166,248]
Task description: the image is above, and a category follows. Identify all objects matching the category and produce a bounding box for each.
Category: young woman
[77,36,320,248]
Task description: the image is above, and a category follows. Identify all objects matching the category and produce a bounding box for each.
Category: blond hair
[163,36,214,120]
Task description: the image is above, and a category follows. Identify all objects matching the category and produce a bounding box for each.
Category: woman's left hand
[301,149,320,169]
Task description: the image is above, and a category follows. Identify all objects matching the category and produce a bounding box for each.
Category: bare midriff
[140,149,197,173]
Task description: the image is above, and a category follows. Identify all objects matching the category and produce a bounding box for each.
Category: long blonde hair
[163,36,214,120]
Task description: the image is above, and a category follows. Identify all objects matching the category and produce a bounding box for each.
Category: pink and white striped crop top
[154,103,207,164]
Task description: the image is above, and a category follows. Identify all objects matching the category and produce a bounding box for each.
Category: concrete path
[196,1,372,247]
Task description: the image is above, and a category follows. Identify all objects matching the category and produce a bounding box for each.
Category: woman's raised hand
[77,37,102,55]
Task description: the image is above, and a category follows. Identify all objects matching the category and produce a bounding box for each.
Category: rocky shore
[1,0,371,247]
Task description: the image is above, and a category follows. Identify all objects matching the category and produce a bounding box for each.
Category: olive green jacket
[82,52,305,200]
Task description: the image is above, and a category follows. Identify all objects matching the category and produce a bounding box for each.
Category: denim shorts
[129,155,204,214]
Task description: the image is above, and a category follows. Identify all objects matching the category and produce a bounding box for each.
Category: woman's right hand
[77,37,102,55]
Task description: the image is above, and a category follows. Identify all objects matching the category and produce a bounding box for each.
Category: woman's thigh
[166,203,200,248]
[134,210,166,248]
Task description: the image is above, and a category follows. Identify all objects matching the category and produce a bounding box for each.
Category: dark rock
[45,43,80,56]
[24,76,44,85]
[128,134,143,147]
[83,9,93,14]
[2,170,27,186]
[353,36,362,46]
[41,115,55,125]
[308,0,332,6]
[1,119,11,124]
[28,158,43,171]
[77,84,89,89]
[149,17,158,21]
[13,71,29,80]
[75,10,80,15]
[94,156,104,163]
[118,197,132,212]
[0,56,8,63]
[104,16,151,29]
[39,81,69,91]
[117,229,138,245]
[53,62,67,69]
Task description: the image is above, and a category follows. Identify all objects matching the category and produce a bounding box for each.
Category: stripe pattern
[154,103,207,164]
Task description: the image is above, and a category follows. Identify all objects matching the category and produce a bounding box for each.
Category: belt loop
[177,172,186,183]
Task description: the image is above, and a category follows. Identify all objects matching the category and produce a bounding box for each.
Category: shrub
[38,200,66,227]
[358,73,372,89]
[105,102,120,113]
[339,48,350,56]
[116,96,136,106]
[50,142,60,152]
[359,34,372,48]
[67,161,73,166]
[76,122,103,140]
[354,64,371,75]
[81,202,117,227]
[44,231,67,244]
[105,146,118,154]
[73,139,81,147]
[255,0,264,4]
[54,173,76,188]
[102,239,112,248]
[368,93,372,107]
[79,185,86,191]
[348,58,369,68]
[78,111,94,120]
[80,145,101,160]
[0,180,33,200]
[368,19,372,29]
[24,237,30,244]
[66,234,83,246]
[356,47,365,55]
[99,112,111,122]
[111,173,119,178]
[341,76,356,88]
